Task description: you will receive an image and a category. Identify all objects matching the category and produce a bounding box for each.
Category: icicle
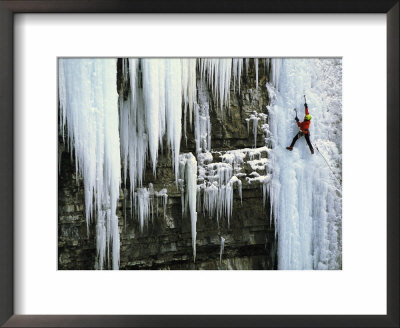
[270,58,282,90]
[142,59,161,174]
[238,180,242,204]
[246,111,267,148]
[229,176,242,204]
[245,118,250,135]
[181,58,197,135]
[213,163,232,186]
[232,59,238,93]
[136,187,150,233]
[253,116,259,147]
[232,58,243,93]
[96,211,106,270]
[178,153,198,261]
[224,183,233,227]
[180,153,198,262]
[199,59,232,112]
[165,59,183,183]
[58,60,67,142]
[220,236,225,264]
[194,103,200,154]
[245,58,250,74]
[203,182,218,220]
[158,60,166,147]
[194,79,212,155]
[155,188,168,218]
[261,177,271,208]
[238,59,243,93]
[255,58,259,89]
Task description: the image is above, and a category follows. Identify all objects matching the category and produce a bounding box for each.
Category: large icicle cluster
[222,146,271,208]
[59,59,121,270]
[245,111,269,148]
[120,58,197,188]
[197,162,238,226]
[199,58,256,113]
[196,150,246,227]
[267,58,342,269]
[134,183,168,233]
[199,59,232,112]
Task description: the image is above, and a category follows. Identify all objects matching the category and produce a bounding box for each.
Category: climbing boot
[310,148,314,154]
[286,146,293,151]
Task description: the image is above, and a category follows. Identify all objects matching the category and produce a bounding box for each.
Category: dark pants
[290,132,313,151]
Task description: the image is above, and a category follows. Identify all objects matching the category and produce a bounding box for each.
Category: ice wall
[268,58,342,269]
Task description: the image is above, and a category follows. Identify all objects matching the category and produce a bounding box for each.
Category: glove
[304,103,308,108]
[295,117,299,122]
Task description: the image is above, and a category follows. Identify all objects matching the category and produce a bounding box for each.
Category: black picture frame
[0,1,398,327]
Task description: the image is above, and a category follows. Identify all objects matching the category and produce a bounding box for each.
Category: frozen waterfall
[268,58,342,269]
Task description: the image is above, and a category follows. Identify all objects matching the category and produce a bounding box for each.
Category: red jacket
[297,106,310,134]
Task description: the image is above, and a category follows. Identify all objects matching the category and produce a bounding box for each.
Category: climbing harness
[313,143,342,185]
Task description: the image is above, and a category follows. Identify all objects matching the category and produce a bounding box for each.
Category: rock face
[58,59,277,270]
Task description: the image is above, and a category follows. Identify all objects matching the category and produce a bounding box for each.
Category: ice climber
[286,102,314,154]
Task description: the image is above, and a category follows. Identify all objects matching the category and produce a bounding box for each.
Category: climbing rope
[313,143,342,185]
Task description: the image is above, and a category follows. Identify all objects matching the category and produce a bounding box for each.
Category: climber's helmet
[305,114,312,121]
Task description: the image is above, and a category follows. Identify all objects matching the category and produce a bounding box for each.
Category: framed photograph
[1,1,398,327]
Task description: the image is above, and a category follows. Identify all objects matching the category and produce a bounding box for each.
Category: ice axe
[304,95,307,104]
[293,108,298,120]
